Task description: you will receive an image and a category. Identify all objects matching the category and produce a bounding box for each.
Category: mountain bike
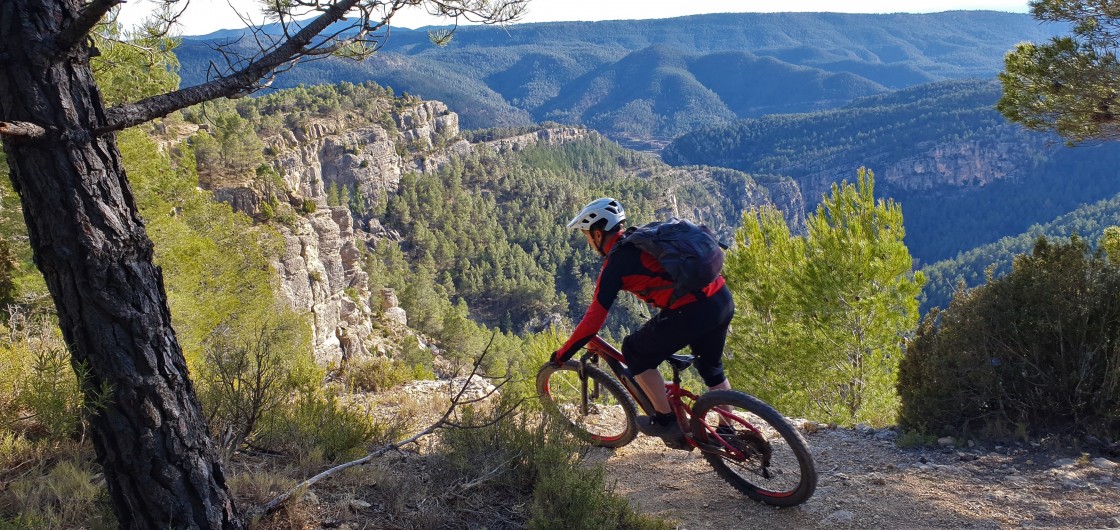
[536,335,817,506]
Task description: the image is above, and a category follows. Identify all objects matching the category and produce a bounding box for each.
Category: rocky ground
[269,382,1120,530]
[599,424,1120,530]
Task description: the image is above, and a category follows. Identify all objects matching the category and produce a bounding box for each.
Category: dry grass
[0,439,115,529]
[1,366,666,530]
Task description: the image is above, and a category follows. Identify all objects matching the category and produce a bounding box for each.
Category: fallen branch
[255,332,518,519]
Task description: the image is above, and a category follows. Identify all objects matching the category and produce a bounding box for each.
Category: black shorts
[621,284,734,387]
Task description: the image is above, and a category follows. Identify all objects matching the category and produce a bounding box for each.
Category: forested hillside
[663,79,1120,263]
[921,191,1120,312]
[181,83,793,340]
[176,11,1062,145]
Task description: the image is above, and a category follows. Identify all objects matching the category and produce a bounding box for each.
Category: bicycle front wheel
[536,361,638,448]
[691,390,817,506]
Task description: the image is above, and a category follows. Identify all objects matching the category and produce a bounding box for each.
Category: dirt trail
[596,427,1120,529]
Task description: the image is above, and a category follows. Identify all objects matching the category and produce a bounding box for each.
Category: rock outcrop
[879,137,1049,191]
[794,134,1051,205]
[474,127,588,153]
[266,100,459,209]
[656,167,807,239]
[274,206,373,364]
[204,98,597,363]
[759,177,808,234]
[204,95,801,364]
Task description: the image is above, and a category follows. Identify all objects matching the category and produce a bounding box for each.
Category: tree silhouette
[998,0,1120,143]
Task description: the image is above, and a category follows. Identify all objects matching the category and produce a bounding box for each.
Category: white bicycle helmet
[566,198,626,232]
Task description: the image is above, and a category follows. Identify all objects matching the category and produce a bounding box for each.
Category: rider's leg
[634,368,672,413]
[707,378,733,427]
[690,285,735,393]
[631,367,684,441]
[689,286,735,425]
[708,378,731,392]
[622,313,685,419]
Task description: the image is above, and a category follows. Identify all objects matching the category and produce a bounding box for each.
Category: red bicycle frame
[583,335,758,457]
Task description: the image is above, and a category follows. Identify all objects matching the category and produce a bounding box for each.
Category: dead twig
[254,332,519,519]
[0,121,47,141]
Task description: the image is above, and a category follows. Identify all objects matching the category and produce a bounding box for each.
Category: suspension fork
[576,352,600,415]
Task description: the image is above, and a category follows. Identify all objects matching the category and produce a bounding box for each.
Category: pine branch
[98,0,363,133]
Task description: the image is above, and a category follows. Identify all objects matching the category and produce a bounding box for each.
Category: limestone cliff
[657,167,803,238]
[759,178,808,235]
[879,137,1049,191]
[260,101,463,363]
[268,100,459,206]
[794,134,1051,206]
[274,206,373,364]
[202,97,600,363]
[202,95,800,363]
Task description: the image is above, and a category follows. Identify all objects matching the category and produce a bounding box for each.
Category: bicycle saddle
[666,354,694,371]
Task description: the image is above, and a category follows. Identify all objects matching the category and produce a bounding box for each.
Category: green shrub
[274,209,297,228]
[899,236,1120,439]
[437,402,670,530]
[397,337,436,380]
[343,287,363,307]
[255,389,387,462]
[0,343,29,434]
[259,200,274,221]
[0,315,100,443]
[194,307,318,460]
[345,356,414,392]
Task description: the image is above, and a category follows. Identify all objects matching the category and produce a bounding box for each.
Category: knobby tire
[536,361,638,448]
[691,390,817,506]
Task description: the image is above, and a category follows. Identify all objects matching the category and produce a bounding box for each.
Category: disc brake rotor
[724,428,773,468]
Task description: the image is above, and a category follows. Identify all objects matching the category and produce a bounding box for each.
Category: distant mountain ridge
[176,11,1064,143]
[663,79,1120,264]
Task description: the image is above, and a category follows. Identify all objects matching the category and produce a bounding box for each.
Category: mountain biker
[553,197,735,445]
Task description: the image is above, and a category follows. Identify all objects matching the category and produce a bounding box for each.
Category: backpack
[611,218,726,304]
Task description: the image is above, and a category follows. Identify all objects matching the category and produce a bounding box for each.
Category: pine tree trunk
[0,2,241,528]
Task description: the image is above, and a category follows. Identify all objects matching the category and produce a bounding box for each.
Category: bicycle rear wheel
[691,390,817,506]
[536,361,638,448]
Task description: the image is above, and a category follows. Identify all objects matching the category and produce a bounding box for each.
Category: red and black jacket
[553,231,726,362]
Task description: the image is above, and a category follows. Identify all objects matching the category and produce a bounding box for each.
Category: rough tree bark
[0,2,240,528]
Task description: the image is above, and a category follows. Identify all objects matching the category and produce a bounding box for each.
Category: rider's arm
[553,258,624,363]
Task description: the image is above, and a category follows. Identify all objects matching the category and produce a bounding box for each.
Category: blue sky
[117,0,1032,37]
